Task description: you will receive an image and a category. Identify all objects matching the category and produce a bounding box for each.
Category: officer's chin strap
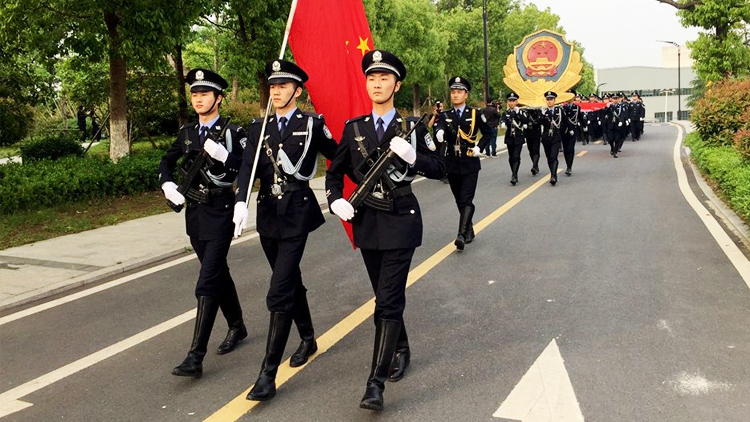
[199,94,221,118]
[280,88,297,110]
[374,83,398,106]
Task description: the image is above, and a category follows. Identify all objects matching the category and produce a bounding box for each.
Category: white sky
[525,0,702,69]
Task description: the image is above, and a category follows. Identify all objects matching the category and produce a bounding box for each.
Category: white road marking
[493,339,584,421]
[0,233,259,326]
[671,124,750,291]
[0,310,196,418]
[666,371,731,396]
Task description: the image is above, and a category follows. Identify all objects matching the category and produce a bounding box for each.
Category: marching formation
[158,50,647,412]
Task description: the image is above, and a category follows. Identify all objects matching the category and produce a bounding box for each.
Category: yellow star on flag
[356,37,370,56]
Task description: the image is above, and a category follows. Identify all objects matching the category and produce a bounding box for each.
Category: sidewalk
[0,178,329,312]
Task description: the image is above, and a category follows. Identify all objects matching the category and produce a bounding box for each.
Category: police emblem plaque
[503,30,582,107]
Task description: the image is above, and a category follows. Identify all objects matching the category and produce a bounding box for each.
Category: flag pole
[238,0,300,235]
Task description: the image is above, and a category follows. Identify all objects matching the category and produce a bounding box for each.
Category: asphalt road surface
[2,123,749,422]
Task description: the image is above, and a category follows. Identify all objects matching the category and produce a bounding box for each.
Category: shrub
[0,98,34,146]
[0,149,163,214]
[19,133,84,162]
[222,100,261,126]
[685,132,750,220]
[691,78,750,147]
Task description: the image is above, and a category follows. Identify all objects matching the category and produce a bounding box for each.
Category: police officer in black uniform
[434,76,493,250]
[561,89,581,176]
[611,92,628,157]
[232,60,338,401]
[501,91,527,185]
[629,92,645,141]
[525,107,543,176]
[326,49,444,412]
[540,91,564,186]
[159,68,248,378]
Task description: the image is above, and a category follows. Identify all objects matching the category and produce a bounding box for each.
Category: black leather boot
[387,322,410,382]
[464,205,475,244]
[360,319,401,411]
[217,285,247,355]
[510,161,519,185]
[247,312,293,401]
[454,207,466,250]
[564,152,573,176]
[531,154,539,175]
[550,161,558,186]
[172,296,220,378]
[290,290,317,368]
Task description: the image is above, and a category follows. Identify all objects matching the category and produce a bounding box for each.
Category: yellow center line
[204,170,562,422]
[577,151,587,157]
[594,140,602,145]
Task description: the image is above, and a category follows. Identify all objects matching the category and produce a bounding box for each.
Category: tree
[657,0,750,81]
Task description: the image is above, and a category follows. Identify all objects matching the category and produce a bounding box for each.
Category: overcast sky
[525,0,702,69]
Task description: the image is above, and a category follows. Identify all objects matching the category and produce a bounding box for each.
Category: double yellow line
[205,169,563,421]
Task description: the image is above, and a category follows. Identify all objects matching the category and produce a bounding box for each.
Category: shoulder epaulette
[345,115,368,124]
[180,121,197,130]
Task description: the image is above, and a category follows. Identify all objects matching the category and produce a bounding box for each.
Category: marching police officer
[629,92,645,141]
[561,89,581,176]
[540,91,564,186]
[610,93,628,157]
[501,91,527,185]
[159,68,248,378]
[434,76,493,250]
[326,49,444,411]
[233,60,338,401]
[525,107,543,176]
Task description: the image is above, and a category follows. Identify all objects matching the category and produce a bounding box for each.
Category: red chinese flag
[289,0,374,247]
[575,101,607,112]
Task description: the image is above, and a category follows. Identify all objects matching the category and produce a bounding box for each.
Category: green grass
[0,191,169,250]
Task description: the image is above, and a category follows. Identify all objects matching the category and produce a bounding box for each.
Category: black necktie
[376,117,385,141]
[279,116,288,136]
[199,126,208,144]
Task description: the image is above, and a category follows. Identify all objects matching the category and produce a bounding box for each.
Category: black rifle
[168,117,232,212]
[348,114,427,210]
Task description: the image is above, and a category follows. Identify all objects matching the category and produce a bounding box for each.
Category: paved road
[2,124,749,421]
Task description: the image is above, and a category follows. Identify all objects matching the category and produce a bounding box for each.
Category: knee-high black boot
[531,154,540,175]
[217,283,248,355]
[290,289,317,368]
[463,205,476,244]
[247,312,293,401]
[550,160,558,186]
[387,322,410,382]
[454,207,467,250]
[564,152,574,176]
[360,319,402,411]
[172,296,220,378]
[510,161,520,185]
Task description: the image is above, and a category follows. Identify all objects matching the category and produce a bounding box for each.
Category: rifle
[168,117,232,212]
[348,113,427,210]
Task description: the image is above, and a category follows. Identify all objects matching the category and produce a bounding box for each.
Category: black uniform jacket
[159,117,246,240]
[501,108,527,146]
[435,106,493,174]
[525,109,543,142]
[562,103,582,139]
[235,110,338,240]
[540,106,566,144]
[326,112,444,250]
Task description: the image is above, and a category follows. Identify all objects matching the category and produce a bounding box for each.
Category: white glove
[436,130,444,143]
[233,201,249,238]
[389,136,416,165]
[161,181,185,205]
[203,139,229,163]
[471,146,481,156]
[330,198,354,221]
[640,117,644,121]
[618,122,623,127]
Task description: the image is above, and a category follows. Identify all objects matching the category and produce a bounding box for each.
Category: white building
[596,47,696,122]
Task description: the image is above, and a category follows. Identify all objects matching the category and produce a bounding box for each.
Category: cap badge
[272,61,281,72]
[373,51,382,62]
[196,70,204,80]
[455,77,460,83]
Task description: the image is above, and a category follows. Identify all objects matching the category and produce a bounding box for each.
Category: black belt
[363,185,412,212]
[185,186,234,204]
[261,180,309,196]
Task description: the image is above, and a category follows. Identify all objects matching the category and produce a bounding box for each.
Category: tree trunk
[258,71,269,117]
[413,83,420,117]
[231,75,239,101]
[173,44,189,127]
[105,10,129,162]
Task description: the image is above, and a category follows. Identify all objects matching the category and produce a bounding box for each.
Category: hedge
[685,131,750,221]
[0,149,163,214]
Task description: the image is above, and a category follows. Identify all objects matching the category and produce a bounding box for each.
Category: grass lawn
[0,191,169,250]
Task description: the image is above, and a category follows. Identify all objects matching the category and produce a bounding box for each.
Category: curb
[673,121,750,251]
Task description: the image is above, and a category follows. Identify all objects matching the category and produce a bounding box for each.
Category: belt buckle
[271,181,286,198]
[371,183,384,200]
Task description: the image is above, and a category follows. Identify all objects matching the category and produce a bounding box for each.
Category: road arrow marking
[493,339,584,421]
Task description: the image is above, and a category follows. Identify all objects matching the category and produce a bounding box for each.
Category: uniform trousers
[447,172,479,210]
[507,143,523,167]
[361,248,414,322]
[190,236,236,298]
[260,234,309,313]
[526,136,541,160]
[541,139,561,170]
[561,132,576,166]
